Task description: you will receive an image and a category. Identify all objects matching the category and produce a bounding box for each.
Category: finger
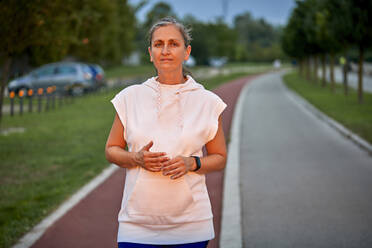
[144,158,166,167]
[146,157,170,165]
[162,162,183,175]
[142,141,153,151]
[161,163,178,173]
[162,157,180,167]
[145,162,163,167]
[144,155,169,163]
[170,171,186,180]
[145,166,162,172]
[145,151,167,158]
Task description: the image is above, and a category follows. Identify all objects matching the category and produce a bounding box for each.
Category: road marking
[220,77,254,248]
[12,164,119,248]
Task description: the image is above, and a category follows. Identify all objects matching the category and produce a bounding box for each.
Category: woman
[105,17,227,248]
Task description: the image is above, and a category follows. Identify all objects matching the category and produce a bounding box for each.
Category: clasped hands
[133,141,195,180]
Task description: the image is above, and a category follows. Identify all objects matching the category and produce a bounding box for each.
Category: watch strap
[191,156,201,172]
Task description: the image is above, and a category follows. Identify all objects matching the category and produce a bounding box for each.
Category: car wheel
[70,84,84,96]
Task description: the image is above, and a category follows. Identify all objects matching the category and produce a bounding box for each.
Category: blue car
[7,62,96,95]
[87,64,106,90]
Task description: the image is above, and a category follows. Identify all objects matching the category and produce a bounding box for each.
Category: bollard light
[18,90,25,98]
[37,88,43,113]
[27,89,33,96]
[45,87,52,111]
[51,86,56,109]
[28,89,33,113]
[47,87,53,94]
[18,90,25,115]
[38,88,44,95]
[9,91,15,116]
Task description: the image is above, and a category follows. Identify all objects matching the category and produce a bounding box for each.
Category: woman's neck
[156,72,186,85]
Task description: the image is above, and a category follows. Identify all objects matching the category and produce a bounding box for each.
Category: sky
[128,0,296,26]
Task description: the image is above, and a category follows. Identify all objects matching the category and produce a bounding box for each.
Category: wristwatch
[191,156,201,172]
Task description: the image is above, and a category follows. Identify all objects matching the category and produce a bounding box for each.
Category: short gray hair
[148,17,192,47]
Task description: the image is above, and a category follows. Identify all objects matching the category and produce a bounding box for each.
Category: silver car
[7,62,95,95]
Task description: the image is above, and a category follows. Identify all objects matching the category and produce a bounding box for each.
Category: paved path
[240,72,372,247]
[28,75,257,248]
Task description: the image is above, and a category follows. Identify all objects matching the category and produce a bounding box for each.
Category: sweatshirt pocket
[125,176,195,224]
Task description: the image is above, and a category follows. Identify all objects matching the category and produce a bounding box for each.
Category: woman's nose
[161,45,170,55]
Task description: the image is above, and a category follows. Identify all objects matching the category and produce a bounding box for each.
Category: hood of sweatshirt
[143,75,204,127]
[143,75,204,93]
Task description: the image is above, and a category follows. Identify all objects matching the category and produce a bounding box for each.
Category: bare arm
[162,115,227,179]
[105,114,169,170]
[196,115,227,173]
[105,114,136,168]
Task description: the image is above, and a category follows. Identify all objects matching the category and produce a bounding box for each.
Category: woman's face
[148,25,191,75]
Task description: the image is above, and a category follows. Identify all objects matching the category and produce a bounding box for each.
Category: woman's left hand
[161,156,194,180]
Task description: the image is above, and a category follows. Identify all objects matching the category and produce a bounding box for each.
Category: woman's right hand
[133,141,169,172]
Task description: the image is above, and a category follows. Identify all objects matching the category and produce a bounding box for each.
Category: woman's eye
[154,43,162,47]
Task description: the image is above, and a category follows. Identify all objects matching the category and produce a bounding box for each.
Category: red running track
[31,75,256,248]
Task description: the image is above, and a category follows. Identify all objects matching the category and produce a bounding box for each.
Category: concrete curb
[284,83,372,156]
[12,164,119,248]
[220,77,254,248]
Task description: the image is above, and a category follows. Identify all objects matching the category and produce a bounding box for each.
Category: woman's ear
[184,45,191,61]
[148,47,153,62]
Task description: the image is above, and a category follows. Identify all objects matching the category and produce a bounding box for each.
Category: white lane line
[220,77,255,248]
[12,164,119,248]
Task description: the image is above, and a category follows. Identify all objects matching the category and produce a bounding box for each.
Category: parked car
[87,64,106,90]
[7,62,96,96]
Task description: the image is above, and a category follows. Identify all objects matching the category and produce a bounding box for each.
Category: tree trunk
[299,59,303,77]
[0,56,12,127]
[358,46,364,104]
[321,54,326,87]
[306,57,310,81]
[343,55,349,96]
[314,55,318,84]
[330,52,335,92]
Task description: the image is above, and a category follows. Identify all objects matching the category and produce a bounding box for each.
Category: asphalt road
[239,72,372,248]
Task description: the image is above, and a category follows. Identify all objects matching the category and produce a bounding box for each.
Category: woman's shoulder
[193,85,223,103]
[114,78,153,98]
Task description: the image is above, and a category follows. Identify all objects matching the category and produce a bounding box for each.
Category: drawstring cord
[155,79,184,129]
[175,91,184,128]
[156,80,162,119]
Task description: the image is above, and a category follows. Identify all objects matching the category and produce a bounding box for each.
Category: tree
[183,16,237,65]
[234,11,283,62]
[144,1,176,30]
[281,0,309,77]
[323,0,353,94]
[0,0,136,125]
[347,0,372,103]
[0,0,74,125]
[67,0,135,65]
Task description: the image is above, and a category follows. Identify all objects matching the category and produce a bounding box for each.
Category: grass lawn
[283,71,372,144]
[0,92,116,248]
[0,65,271,248]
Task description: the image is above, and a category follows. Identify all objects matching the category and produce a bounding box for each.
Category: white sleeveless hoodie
[111,75,227,244]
